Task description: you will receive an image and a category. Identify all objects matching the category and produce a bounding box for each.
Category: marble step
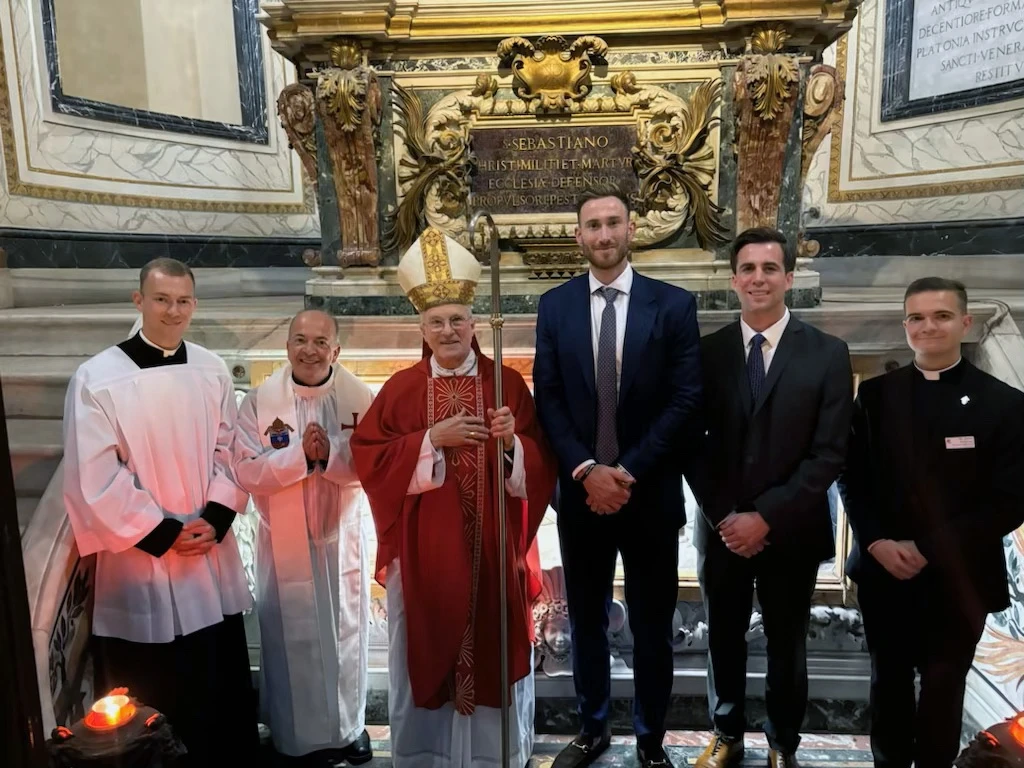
[0,357,85,418]
[8,418,63,496]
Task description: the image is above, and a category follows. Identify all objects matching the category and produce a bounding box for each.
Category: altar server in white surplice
[63,258,258,768]
[233,309,375,766]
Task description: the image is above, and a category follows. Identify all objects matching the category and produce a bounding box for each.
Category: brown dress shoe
[767,749,800,768]
[695,734,745,768]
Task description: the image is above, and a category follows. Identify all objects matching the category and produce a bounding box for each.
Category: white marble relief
[7,0,295,191]
[0,0,319,236]
[802,0,1024,227]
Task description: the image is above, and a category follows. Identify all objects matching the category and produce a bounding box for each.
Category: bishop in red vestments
[351,228,556,768]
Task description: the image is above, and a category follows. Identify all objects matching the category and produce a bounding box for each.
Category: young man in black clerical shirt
[62,257,257,766]
[839,277,1024,768]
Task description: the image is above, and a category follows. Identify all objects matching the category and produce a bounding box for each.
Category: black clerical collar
[118,332,187,369]
[292,370,333,388]
[912,357,965,384]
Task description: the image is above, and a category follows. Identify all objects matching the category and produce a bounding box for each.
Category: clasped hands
[718,511,770,558]
[429,407,515,451]
[870,539,928,580]
[172,519,216,557]
[302,422,331,463]
[583,465,634,515]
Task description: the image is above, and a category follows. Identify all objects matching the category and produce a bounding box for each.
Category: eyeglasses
[424,316,470,333]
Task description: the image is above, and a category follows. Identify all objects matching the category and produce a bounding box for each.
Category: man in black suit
[691,228,852,768]
[533,183,703,768]
[838,277,1024,768]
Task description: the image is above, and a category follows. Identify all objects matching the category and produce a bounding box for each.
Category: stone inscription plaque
[470,124,638,215]
[909,0,1024,100]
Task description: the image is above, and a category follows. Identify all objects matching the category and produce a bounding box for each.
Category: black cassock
[839,359,1024,768]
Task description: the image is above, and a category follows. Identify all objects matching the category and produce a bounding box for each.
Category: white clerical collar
[588,262,634,296]
[914,357,962,381]
[139,329,182,358]
[741,307,791,351]
[291,366,334,397]
[431,348,477,377]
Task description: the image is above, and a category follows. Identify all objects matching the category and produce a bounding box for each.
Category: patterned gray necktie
[595,286,620,464]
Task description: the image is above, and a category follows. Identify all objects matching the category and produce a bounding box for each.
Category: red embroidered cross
[341,412,359,431]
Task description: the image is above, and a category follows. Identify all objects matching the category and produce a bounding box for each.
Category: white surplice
[233,364,374,757]
[62,342,251,643]
[388,350,535,768]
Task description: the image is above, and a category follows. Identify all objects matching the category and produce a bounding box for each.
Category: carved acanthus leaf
[276,83,318,191]
[800,63,845,187]
[744,54,800,121]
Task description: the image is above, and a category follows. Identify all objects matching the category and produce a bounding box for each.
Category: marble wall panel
[0,0,318,239]
[802,0,1024,236]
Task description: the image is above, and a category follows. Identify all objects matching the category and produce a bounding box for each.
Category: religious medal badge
[265,417,295,449]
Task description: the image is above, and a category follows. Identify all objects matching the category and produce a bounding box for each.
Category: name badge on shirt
[945,436,976,450]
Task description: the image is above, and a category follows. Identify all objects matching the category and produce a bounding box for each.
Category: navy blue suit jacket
[533,270,703,526]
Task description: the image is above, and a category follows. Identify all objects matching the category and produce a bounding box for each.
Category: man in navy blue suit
[533,183,703,768]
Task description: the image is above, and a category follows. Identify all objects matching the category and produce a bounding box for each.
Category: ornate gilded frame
[389,42,728,255]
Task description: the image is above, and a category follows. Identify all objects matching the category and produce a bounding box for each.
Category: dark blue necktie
[595,286,620,464]
[748,333,766,405]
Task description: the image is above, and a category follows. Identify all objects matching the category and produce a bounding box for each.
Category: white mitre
[396,227,481,312]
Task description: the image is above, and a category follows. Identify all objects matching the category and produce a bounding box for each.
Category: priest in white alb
[233,309,375,766]
[62,258,257,767]
[351,229,557,768]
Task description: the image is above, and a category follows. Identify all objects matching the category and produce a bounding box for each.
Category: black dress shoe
[551,729,611,768]
[338,730,373,765]
[637,743,675,768]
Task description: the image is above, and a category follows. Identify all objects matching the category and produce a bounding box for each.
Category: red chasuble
[351,353,555,714]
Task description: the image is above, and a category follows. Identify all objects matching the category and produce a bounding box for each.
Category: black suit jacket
[838,360,1024,615]
[533,271,703,526]
[690,316,853,562]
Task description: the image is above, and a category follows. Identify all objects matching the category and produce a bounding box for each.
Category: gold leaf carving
[750,23,791,55]
[497,34,607,112]
[386,82,474,253]
[631,79,729,249]
[316,40,383,266]
[276,83,318,193]
[392,70,725,251]
[800,63,845,188]
[744,54,800,121]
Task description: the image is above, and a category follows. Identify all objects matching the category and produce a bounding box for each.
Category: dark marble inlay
[880,0,1024,122]
[1,229,319,269]
[307,288,821,316]
[40,0,269,143]
[777,65,808,244]
[712,64,739,262]
[805,216,1024,258]
[316,117,342,268]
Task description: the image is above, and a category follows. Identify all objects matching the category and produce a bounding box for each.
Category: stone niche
[261,1,859,315]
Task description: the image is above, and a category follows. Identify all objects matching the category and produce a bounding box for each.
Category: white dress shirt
[572,264,634,479]
[740,308,791,373]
